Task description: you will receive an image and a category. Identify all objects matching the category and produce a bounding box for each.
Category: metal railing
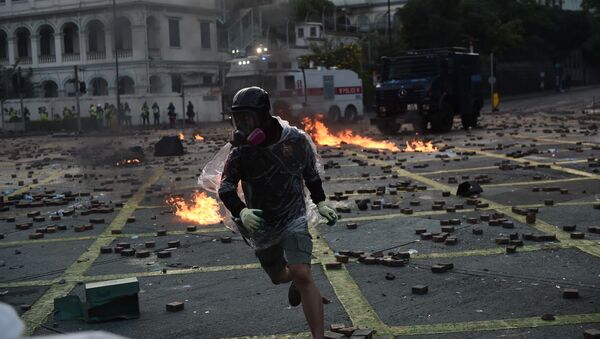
[17,56,32,64]
[87,51,106,60]
[63,53,80,62]
[39,54,56,63]
[115,49,132,58]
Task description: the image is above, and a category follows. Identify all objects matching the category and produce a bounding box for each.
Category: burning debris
[194,134,204,141]
[116,158,141,167]
[302,115,401,152]
[405,138,438,152]
[165,191,221,225]
[178,132,185,141]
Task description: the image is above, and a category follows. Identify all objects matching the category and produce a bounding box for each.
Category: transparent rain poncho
[200,117,324,249]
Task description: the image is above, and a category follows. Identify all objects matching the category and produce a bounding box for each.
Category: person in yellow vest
[141,102,150,126]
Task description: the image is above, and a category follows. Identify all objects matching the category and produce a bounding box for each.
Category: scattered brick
[166,301,184,312]
[544,199,554,206]
[29,233,43,240]
[157,251,172,258]
[506,245,517,254]
[111,230,122,235]
[571,232,585,239]
[351,329,374,339]
[325,262,342,270]
[472,227,483,235]
[220,236,232,243]
[324,331,345,339]
[526,213,536,224]
[415,228,427,234]
[157,230,167,236]
[135,250,150,258]
[346,223,358,230]
[167,240,180,248]
[116,242,131,249]
[584,329,600,339]
[431,263,453,273]
[385,273,395,280]
[121,248,135,257]
[335,254,349,263]
[445,237,458,245]
[100,246,113,254]
[412,285,428,295]
[89,218,105,224]
[562,288,579,299]
[562,225,576,232]
[541,313,555,321]
[186,225,197,232]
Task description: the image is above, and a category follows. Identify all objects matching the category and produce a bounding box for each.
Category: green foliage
[582,0,600,12]
[290,0,334,22]
[398,0,598,63]
[0,64,35,100]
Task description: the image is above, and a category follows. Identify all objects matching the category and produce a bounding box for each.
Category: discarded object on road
[54,277,140,323]
[154,136,184,156]
[456,181,483,197]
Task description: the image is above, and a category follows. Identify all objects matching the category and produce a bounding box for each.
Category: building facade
[0,0,226,123]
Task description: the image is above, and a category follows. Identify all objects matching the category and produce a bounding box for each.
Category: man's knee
[289,264,312,286]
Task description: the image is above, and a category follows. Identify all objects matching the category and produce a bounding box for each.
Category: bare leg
[289,264,324,339]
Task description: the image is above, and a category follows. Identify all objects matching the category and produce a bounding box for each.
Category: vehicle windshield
[383,56,437,81]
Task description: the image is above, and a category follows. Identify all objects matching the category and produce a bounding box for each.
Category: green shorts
[254,231,313,284]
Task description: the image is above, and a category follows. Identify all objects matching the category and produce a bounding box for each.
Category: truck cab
[373,47,484,134]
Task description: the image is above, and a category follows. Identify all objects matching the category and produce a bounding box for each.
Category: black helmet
[231,86,271,113]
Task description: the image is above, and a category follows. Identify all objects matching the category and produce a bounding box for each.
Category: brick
[167,240,180,248]
[383,258,405,267]
[157,251,172,258]
[509,232,519,240]
[541,313,555,321]
[89,218,105,224]
[325,262,342,270]
[496,237,509,245]
[352,330,374,339]
[385,273,395,280]
[432,235,446,243]
[27,211,40,217]
[121,248,136,257]
[506,245,517,254]
[335,254,349,263]
[570,232,585,239]
[544,199,554,206]
[330,324,346,331]
[335,327,356,336]
[84,224,94,231]
[114,247,124,254]
[412,285,429,295]
[526,213,536,224]
[126,217,136,223]
[415,228,427,234]
[472,227,483,235]
[166,301,184,312]
[100,246,113,254]
[467,217,479,224]
[46,226,57,233]
[449,219,461,226]
[29,233,43,240]
[157,230,167,236]
[431,263,453,273]
[220,236,232,243]
[445,237,458,245]
[135,250,150,258]
[588,226,599,234]
[584,329,600,339]
[441,226,455,233]
[562,225,576,232]
[324,331,345,339]
[111,229,122,235]
[116,242,131,249]
[562,288,579,299]
[145,241,156,248]
[502,221,515,229]
[510,239,524,247]
[74,225,86,232]
[346,223,358,230]
[420,232,433,240]
[32,216,45,223]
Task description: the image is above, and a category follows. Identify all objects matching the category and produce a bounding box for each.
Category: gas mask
[230,110,267,147]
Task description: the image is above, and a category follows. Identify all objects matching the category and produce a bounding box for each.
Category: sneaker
[288,282,301,307]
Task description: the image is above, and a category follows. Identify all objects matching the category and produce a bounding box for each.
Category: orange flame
[178,132,185,141]
[405,139,438,152]
[166,191,221,225]
[302,115,400,152]
[116,158,141,166]
[194,134,204,141]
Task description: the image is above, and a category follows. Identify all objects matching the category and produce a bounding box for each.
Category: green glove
[240,208,264,232]
[317,201,338,226]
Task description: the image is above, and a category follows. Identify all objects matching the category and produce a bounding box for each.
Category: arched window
[15,27,31,59]
[42,80,58,98]
[38,25,55,60]
[90,77,108,96]
[114,17,132,52]
[118,76,135,95]
[62,22,80,55]
[87,20,106,54]
[149,75,162,93]
[0,30,7,61]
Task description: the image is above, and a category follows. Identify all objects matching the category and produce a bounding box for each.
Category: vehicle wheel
[413,115,429,134]
[430,100,454,133]
[461,103,480,129]
[344,105,358,123]
[327,106,341,123]
[376,121,400,135]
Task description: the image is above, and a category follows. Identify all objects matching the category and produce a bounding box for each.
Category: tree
[290,0,334,23]
[582,0,600,12]
[0,64,35,100]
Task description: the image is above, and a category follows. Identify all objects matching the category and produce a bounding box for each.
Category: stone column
[79,30,86,64]
[131,24,145,60]
[7,37,15,65]
[31,35,39,67]
[54,33,62,63]
[105,27,114,61]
